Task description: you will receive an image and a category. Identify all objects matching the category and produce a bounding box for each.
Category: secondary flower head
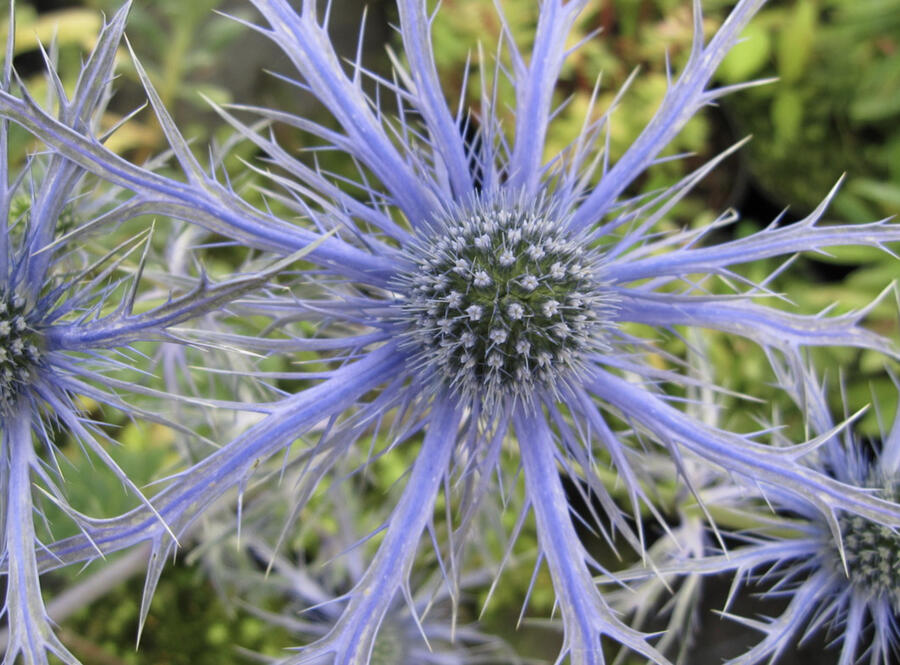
[616,359,900,665]
[835,493,900,612]
[0,287,42,412]
[0,7,310,663]
[792,366,900,665]
[4,1,900,664]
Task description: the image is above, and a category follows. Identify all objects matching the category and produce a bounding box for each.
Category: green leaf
[3,8,102,55]
[718,23,772,84]
[771,89,804,141]
[804,242,891,266]
[846,263,900,291]
[777,0,817,84]
[180,83,232,107]
[849,178,900,213]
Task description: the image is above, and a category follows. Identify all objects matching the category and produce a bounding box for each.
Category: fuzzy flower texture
[0,1,900,664]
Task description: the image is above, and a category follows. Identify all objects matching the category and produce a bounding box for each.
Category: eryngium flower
[0,7,301,663]
[616,359,900,665]
[4,1,900,663]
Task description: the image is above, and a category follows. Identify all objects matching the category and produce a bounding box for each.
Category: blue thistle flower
[615,358,900,665]
[727,358,900,665]
[0,6,307,661]
[2,1,900,663]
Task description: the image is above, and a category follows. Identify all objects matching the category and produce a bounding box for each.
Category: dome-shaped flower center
[395,203,612,405]
[0,290,42,412]
[835,508,900,609]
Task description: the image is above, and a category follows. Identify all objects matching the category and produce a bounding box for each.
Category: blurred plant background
[3,0,898,663]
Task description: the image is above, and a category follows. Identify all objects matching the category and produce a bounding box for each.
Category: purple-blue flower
[0,6,307,661]
[615,357,900,664]
[721,359,900,665]
[1,1,900,663]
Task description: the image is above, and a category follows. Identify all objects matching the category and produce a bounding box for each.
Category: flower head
[394,191,614,406]
[614,358,900,665]
[0,6,306,661]
[0,288,42,412]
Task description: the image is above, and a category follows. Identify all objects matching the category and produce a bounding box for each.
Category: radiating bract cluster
[0,0,898,664]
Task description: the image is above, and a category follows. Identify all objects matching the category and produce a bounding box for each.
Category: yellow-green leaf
[719,23,772,84]
[777,0,817,84]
